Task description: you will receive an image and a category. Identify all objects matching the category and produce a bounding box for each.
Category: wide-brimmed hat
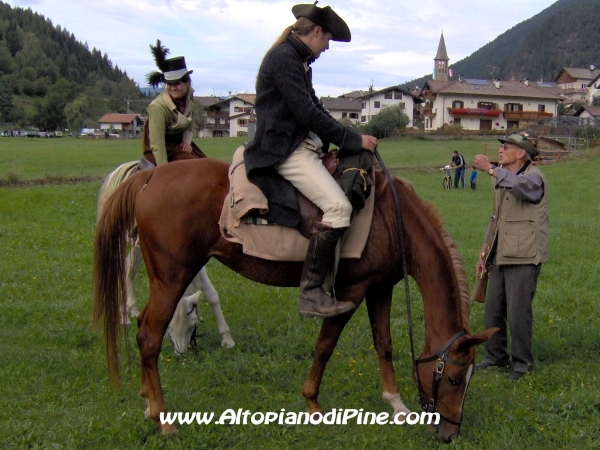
[292,2,351,42]
[498,133,539,158]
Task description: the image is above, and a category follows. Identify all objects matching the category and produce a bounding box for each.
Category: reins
[373,149,465,426]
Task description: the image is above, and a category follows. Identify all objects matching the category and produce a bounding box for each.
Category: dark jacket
[245,34,363,227]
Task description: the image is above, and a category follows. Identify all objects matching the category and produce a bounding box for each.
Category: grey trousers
[483,263,542,373]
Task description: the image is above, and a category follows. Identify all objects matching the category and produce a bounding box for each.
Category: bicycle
[439,165,453,190]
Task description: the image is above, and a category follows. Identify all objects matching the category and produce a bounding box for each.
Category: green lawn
[0,137,599,449]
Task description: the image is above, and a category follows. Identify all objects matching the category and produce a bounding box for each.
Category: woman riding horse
[244,3,379,318]
[143,40,205,166]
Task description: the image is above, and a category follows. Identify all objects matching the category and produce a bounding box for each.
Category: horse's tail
[92,169,154,387]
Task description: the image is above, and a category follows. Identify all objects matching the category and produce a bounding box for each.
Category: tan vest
[493,164,549,265]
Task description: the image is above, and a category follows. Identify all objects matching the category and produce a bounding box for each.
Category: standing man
[451,150,466,188]
[473,133,549,381]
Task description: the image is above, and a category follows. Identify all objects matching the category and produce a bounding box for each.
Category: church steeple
[434,32,450,81]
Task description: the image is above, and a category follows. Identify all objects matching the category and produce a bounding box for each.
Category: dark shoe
[509,371,526,381]
[509,367,532,381]
[298,223,355,318]
[476,360,510,371]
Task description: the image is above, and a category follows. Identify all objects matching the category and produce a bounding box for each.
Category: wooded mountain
[0,1,145,130]
[400,0,600,90]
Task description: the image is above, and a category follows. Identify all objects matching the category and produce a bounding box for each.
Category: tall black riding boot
[298,223,355,318]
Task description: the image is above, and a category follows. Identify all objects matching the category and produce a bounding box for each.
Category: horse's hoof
[160,423,179,435]
[221,336,235,349]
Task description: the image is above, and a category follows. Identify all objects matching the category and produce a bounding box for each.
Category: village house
[573,105,600,126]
[199,93,255,138]
[320,96,362,122]
[554,66,599,105]
[356,85,419,127]
[420,34,563,132]
[97,113,144,137]
[587,72,600,105]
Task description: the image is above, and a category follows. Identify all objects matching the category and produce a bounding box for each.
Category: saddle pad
[218,146,374,261]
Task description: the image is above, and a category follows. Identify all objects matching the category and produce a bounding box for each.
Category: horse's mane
[377,171,471,332]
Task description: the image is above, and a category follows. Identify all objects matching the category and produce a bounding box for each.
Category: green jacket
[492,164,549,265]
[147,89,194,165]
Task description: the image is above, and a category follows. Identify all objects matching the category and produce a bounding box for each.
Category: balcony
[205,123,230,130]
[503,111,554,120]
[207,111,229,119]
[422,106,437,116]
[448,107,502,117]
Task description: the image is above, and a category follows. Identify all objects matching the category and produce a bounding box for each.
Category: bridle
[374,150,470,428]
[413,330,468,426]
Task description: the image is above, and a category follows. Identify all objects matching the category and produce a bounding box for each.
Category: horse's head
[166,292,201,354]
[413,328,498,443]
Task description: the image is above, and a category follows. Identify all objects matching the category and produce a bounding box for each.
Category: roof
[587,73,600,87]
[359,85,419,101]
[340,90,368,99]
[422,78,563,100]
[320,96,362,112]
[554,67,599,83]
[98,114,140,123]
[573,105,600,117]
[435,33,449,61]
[196,96,222,108]
[236,93,256,105]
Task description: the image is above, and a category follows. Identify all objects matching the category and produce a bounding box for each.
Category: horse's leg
[301,305,357,414]
[365,284,411,417]
[124,241,143,322]
[137,280,188,434]
[187,267,235,348]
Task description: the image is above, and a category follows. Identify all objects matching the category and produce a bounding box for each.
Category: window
[453,118,461,126]
[361,102,366,109]
[237,131,247,137]
[374,101,381,108]
[505,103,523,112]
[342,112,347,118]
[507,120,519,129]
[237,119,248,126]
[477,102,494,110]
[384,91,392,99]
[349,113,359,119]
[538,105,545,112]
[361,115,367,122]
[452,100,464,108]
[394,91,402,100]
[234,106,243,112]
[479,119,492,130]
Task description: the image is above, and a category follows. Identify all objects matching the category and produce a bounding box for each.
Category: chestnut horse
[93,157,496,442]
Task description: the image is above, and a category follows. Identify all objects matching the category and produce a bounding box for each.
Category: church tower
[434,32,450,81]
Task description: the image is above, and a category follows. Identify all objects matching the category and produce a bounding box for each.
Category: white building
[97,113,144,137]
[357,86,419,126]
[199,93,255,138]
[554,67,600,105]
[421,34,563,132]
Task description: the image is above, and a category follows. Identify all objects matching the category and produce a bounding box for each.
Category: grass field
[0,137,599,449]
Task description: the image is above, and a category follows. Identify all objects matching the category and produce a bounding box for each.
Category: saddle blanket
[218,146,374,262]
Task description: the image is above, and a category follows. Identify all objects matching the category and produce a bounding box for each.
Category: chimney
[493,79,500,89]
[523,78,529,87]
[458,74,463,83]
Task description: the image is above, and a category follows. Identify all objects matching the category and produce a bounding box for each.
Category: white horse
[97,161,235,353]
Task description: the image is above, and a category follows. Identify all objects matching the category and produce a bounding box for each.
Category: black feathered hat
[292,1,351,42]
[146,39,193,88]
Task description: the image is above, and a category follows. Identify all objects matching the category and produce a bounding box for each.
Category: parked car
[54,131,63,138]
[68,132,75,137]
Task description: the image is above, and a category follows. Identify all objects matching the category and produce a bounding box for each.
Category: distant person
[473,133,549,382]
[470,165,477,190]
[244,2,378,318]
[142,40,205,166]
[451,150,466,188]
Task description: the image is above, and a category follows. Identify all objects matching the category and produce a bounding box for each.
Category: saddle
[219,146,374,262]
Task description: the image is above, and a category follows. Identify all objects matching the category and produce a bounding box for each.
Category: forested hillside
[400,0,600,90]
[0,1,145,130]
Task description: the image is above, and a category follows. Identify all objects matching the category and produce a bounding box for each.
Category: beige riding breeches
[275,137,352,229]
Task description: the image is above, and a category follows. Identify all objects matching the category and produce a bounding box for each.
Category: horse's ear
[456,328,499,353]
